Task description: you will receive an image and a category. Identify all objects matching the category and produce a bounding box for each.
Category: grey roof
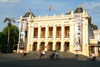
[74,8,83,13]
[74,4,83,13]
[93,24,98,30]
[65,12,71,15]
[23,8,35,17]
[65,4,84,15]
[65,8,71,15]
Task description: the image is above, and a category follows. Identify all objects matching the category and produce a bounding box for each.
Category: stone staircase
[28,51,87,58]
[9,51,87,58]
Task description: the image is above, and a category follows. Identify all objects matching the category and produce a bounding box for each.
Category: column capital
[70,23,74,25]
[27,19,33,22]
[30,26,33,28]
[48,25,53,27]
[61,44,64,45]
[56,24,61,27]
[62,24,65,26]
[34,25,38,28]
[37,44,40,45]
[46,25,49,27]
[54,25,57,27]
[85,23,88,25]
[39,25,41,27]
[44,44,48,46]
[40,25,46,27]
[52,44,56,45]
[17,20,21,23]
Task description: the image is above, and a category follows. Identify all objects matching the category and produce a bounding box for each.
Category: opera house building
[17,4,100,57]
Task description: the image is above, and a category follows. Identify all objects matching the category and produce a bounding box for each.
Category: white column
[30,25,32,45]
[37,25,41,49]
[83,22,86,45]
[70,22,74,45]
[27,25,30,51]
[46,25,48,44]
[31,24,33,45]
[53,25,56,50]
[45,25,48,51]
[86,20,89,45]
[69,20,74,52]
[61,24,64,44]
[28,25,30,45]
[61,24,64,51]
[30,23,34,51]
[70,23,72,45]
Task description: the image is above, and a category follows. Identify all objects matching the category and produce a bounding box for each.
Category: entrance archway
[40,42,45,50]
[48,42,53,51]
[33,42,37,51]
[64,42,69,51]
[56,42,61,51]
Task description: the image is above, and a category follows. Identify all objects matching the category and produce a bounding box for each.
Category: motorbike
[87,56,96,61]
[21,53,28,57]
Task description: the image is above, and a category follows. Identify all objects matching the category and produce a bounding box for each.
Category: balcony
[41,36,45,38]
[48,36,53,38]
[64,36,69,38]
[34,36,38,38]
[56,36,61,38]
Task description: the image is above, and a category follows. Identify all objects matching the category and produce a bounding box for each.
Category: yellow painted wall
[69,45,89,56]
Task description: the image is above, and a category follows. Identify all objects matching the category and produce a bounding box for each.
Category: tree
[0,32,5,49]
[2,25,19,52]
[4,18,15,53]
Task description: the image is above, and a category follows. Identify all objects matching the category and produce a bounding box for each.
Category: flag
[49,4,52,11]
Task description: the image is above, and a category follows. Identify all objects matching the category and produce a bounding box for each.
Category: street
[0,54,100,67]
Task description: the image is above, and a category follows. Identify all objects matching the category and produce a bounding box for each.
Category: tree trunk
[7,25,10,53]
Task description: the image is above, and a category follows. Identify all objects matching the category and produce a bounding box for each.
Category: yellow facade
[17,4,100,57]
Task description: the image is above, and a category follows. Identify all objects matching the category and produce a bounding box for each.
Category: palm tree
[4,18,15,53]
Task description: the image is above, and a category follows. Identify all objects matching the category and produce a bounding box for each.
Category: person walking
[76,51,78,57]
[42,50,45,58]
[25,50,28,57]
[54,51,58,58]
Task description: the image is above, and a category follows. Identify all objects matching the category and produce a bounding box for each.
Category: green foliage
[0,25,19,49]
[0,32,5,48]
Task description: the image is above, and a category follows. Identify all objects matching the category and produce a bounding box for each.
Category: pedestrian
[91,52,96,59]
[22,50,24,56]
[76,51,78,57]
[54,51,58,58]
[25,50,28,57]
[42,50,45,58]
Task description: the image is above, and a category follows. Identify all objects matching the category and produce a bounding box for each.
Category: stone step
[9,51,87,58]
[28,51,87,58]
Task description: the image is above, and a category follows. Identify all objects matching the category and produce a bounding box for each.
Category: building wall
[17,5,94,56]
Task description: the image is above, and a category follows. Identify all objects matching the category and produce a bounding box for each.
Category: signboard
[19,19,27,49]
[74,15,82,50]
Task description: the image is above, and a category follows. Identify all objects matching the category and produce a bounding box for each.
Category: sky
[0,0,100,32]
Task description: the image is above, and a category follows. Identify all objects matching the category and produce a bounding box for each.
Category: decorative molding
[33,38,38,41]
[64,21,69,23]
[17,20,21,23]
[48,25,53,27]
[85,23,88,25]
[27,19,33,22]
[64,24,70,26]
[41,38,45,40]
[34,23,38,25]
[56,38,61,41]
[34,25,38,27]
[41,25,46,27]
[56,24,61,26]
